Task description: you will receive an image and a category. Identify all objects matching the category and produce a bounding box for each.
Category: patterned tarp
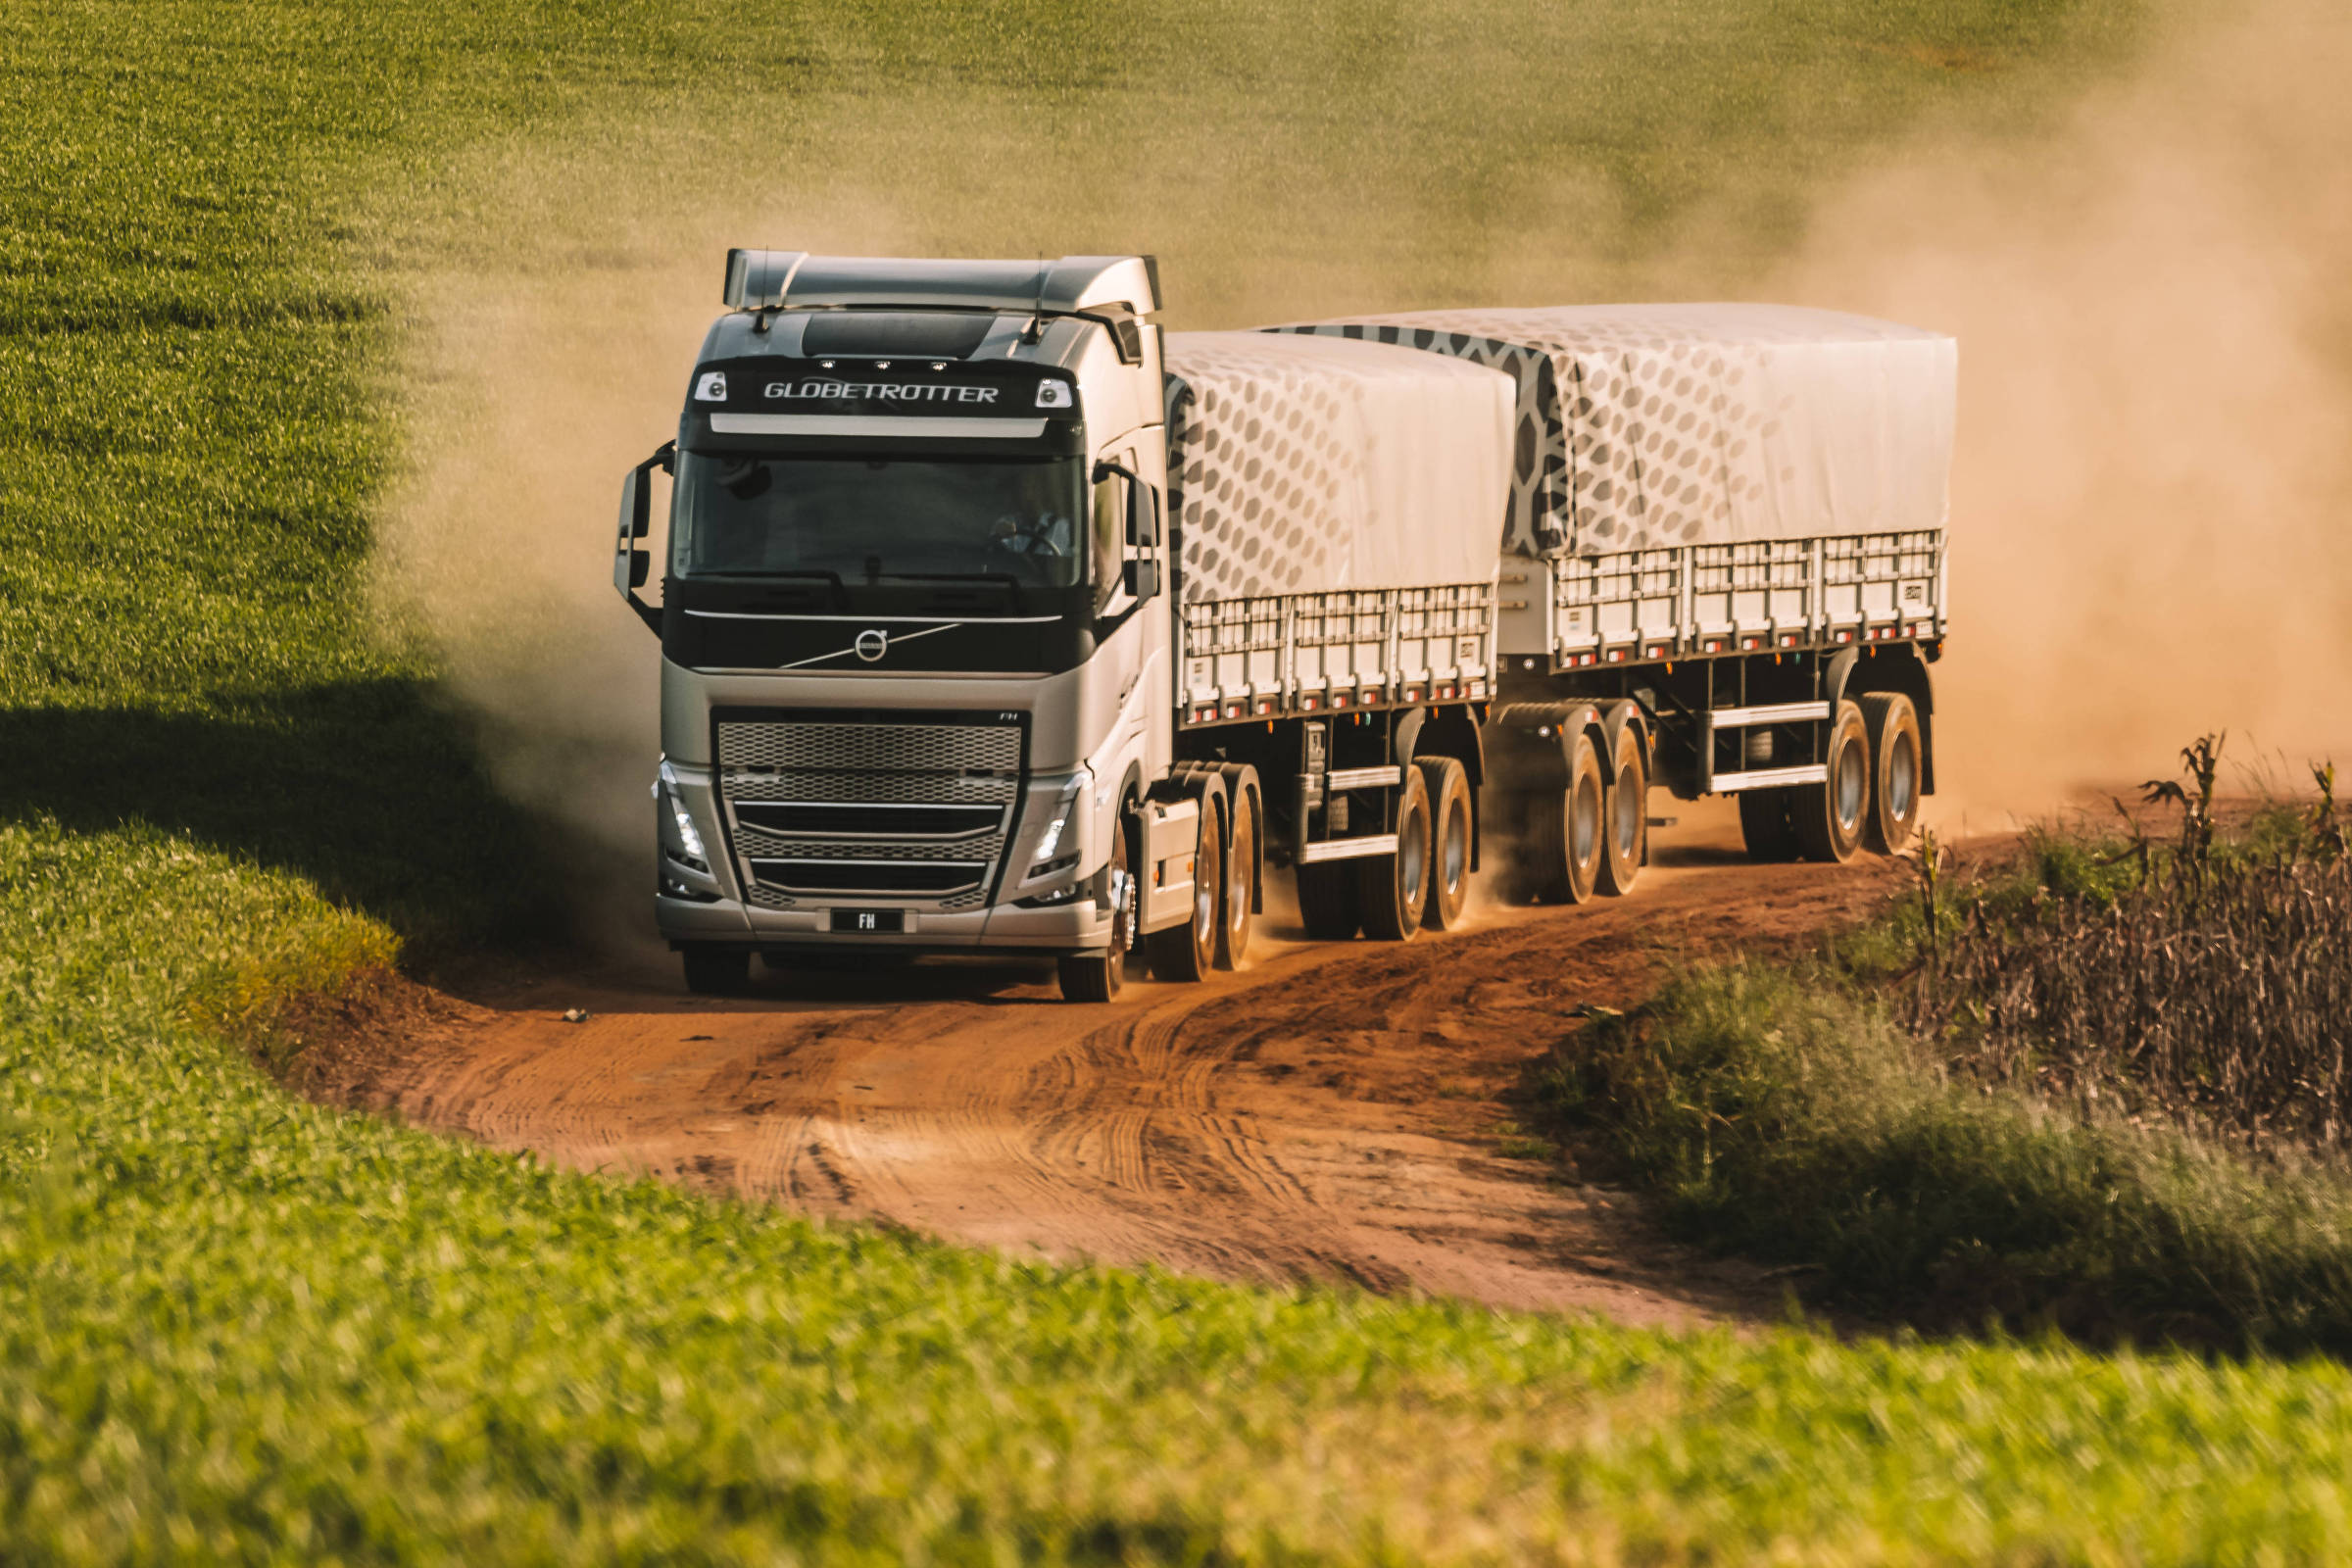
[1270,305,1956,560]
[1162,332,1513,605]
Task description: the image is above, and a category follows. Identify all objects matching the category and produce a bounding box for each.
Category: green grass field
[28,1,2352,1560]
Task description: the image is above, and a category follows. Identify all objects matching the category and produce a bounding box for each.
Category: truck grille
[712,715,1024,909]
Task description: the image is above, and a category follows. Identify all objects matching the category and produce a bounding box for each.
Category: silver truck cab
[612,252,1172,995]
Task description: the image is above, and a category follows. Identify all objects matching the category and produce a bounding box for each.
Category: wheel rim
[1226,818,1252,936]
[1194,833,1218,946]
[1612,764,1641,858]
[1443,804,1467,898]
[1572,778,1600,869]
[1400,809,1428,907]
[1889,736,1918,821]
[1835,743,1866,834]
[1108,834,1133,977]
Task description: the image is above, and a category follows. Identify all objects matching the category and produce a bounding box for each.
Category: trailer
[612,255,1956,999]
[1276,306,1957,884]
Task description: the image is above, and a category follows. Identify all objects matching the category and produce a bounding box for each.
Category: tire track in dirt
[341,807,1904,1327]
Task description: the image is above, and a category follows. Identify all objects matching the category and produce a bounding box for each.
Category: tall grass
[1543,739,2352,1352]
[1923,740,2352,1149]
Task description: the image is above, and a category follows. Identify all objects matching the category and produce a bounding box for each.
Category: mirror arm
[626,590,662,634]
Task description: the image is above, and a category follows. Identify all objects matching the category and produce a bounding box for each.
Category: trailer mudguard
[1484,701,1604,797]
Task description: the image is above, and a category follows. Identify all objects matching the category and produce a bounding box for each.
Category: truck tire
[1359,765,1432,941]
[1216,786,1256,969]
[1527,729,1604,905]
[1859,692,1923,855]
[1416,756,1473,931]
[1146,796,1222,982]
[1296,860,1362,941]
[1597,725,1646,897]
[1057,818,1134,1002]
[1739,789,1801,861]
[1793,700,1870,864]
[680,945,751,996]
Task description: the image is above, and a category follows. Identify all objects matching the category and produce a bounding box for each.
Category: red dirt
[327,803,1904,1329]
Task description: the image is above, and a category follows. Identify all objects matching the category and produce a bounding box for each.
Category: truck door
[1093,443,1168,778]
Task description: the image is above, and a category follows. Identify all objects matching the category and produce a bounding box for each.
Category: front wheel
[1057,814,1135,1002]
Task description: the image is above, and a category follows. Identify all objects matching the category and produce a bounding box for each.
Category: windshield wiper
[745,569,848,610]
[884,571,1029,614]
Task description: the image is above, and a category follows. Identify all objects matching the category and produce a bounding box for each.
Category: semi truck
[612,252,1956,1000]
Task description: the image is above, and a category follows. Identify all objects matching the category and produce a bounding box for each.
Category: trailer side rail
[1177,580,1496,729]
[1549,528,1945,670]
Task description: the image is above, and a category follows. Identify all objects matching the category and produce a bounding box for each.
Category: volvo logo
[854,628,889,662]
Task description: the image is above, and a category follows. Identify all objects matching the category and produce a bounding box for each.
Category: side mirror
[1125,476,1160,548]
[612,444,672,634]
[612,468,650,594]
[1123,557,1160,601]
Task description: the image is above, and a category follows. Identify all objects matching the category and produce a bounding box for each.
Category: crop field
[21,0,2352,1561]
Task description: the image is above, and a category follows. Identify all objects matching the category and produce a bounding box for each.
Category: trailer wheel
[1528,729,1604,905]
[680,945,751,996]
[1216,787,1256,969]
[1296,859,1362,941]
[1146,796,1222,982]
[1859,692,1923,855]
[1793,700,1870,864]
[1738,790,1802,861]
[1597,726,1647,898]
[1057,819,1134,1003]
[1360,764,1432,941]
[1416,756,1473,930]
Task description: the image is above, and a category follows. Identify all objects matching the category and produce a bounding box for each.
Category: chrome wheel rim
[1835,745,1866,834]
[1401,810,1428,907]
[1572,779,1600,869]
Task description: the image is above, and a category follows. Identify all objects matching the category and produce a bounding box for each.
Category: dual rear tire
[1298,754,1475,941]
[1738,693,1923,863]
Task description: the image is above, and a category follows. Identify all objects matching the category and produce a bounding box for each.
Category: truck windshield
[670,451,1085,588]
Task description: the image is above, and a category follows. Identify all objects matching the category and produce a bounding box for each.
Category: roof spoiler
[721,250,1161,317]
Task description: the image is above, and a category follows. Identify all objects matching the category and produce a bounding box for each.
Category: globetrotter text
[763,379,1004,403]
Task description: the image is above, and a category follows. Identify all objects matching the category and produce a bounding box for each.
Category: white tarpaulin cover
[1272,306,1957,560]
[1162,332,1513,604]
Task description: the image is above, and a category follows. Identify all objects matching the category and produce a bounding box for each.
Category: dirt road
[333,806,1902,1328]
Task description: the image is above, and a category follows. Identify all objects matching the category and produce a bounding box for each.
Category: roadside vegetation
[1542,738,2352,1355]
[31,0,2352,1560]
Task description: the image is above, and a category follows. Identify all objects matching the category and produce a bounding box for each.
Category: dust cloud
[374,0,2352,949]
[372,194,922,951]
[1759,0,2352,814]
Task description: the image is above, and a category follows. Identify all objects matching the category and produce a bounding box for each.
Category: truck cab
[613,252,1171,996]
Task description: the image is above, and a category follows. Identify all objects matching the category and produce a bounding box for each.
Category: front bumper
[656,889,1115,955]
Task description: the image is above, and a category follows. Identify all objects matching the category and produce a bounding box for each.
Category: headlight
[1031,768,1091,867]
[658,761,709,868]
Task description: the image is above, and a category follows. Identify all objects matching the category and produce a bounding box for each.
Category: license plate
[829,908,905,934]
